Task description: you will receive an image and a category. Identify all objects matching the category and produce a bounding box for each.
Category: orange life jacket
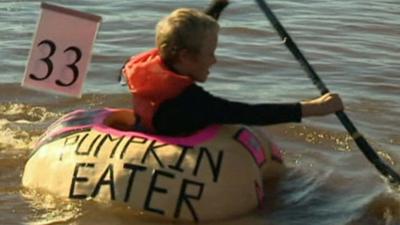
[123,49,193,132]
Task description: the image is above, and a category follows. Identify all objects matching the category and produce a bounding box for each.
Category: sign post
[22,3,102,98]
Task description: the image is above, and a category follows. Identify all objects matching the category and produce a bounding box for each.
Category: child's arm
[154,85,343,136]
[153,84,302,136]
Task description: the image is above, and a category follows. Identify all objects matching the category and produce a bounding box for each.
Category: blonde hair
[156,8,219,63]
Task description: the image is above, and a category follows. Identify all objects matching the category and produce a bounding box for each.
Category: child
[122,8,343,136]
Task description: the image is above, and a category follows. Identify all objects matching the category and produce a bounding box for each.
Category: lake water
[1,0,400,224]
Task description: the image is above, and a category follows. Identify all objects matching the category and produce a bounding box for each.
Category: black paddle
[254,0,400,185]
[205,0,229,20]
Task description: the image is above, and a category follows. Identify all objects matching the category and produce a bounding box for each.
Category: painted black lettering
[64,134,80,147]
[69,162,95,199]
[168,146,190,172]
[174,179,204,222]
[119,136,148,159]
[141,141,168,168]
[123,163,147,202]
[144,169,175,215]
[29,39,56,81]
[29,39,83,86]
[73,133,89,155]
[94,134,124,158]
[55,46,82,87]
[76,133,101,156]
[193,147,224,182]
[61,134,81,160]
[91,164,116,200]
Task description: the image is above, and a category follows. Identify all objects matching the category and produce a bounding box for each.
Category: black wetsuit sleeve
[153,84,302,136]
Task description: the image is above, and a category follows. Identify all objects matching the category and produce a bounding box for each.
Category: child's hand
[300,93,344,117]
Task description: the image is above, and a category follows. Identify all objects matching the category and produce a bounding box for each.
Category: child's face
[183,31,218,82]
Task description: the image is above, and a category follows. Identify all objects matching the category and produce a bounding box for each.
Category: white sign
[22,2,102,98]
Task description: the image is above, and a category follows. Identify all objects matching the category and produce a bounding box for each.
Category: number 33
[30,39,82,87]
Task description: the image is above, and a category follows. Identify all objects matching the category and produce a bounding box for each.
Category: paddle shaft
[205,0,229,20]
[255,0,400,184]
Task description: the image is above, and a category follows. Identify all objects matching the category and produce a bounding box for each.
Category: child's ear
[177,49,195,64]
